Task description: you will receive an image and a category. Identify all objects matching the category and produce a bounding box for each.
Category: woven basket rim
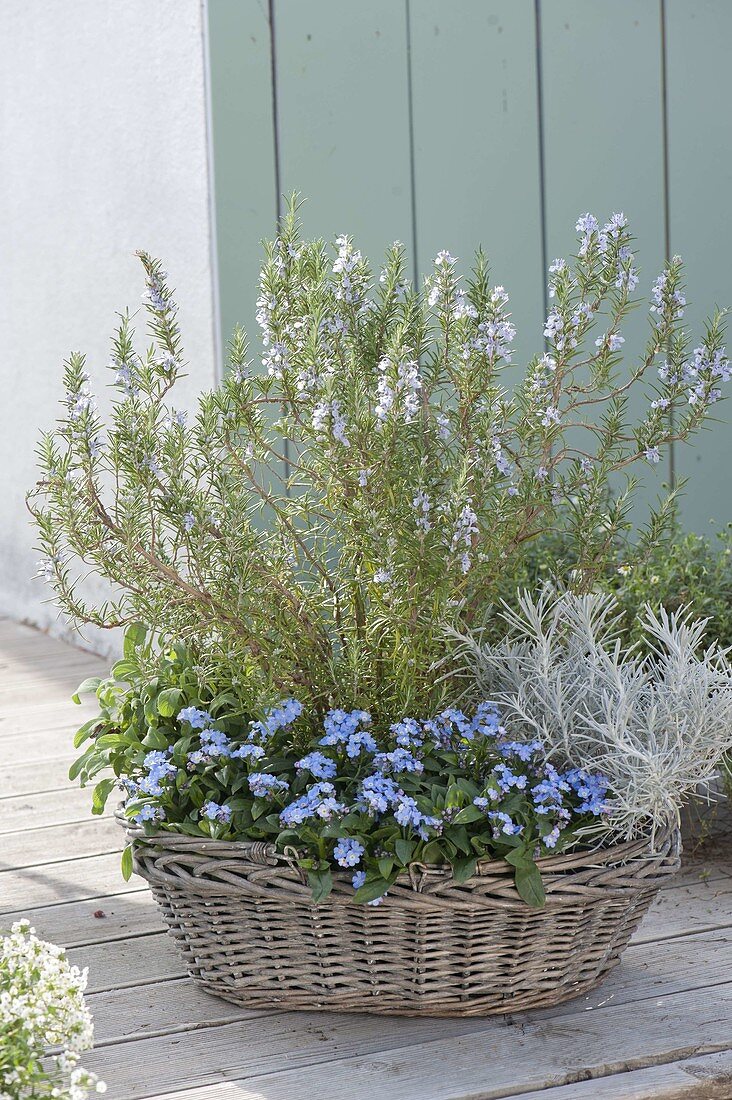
[116,806,679,882]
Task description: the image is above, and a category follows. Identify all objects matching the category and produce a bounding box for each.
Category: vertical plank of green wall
[540,0,668,518]
[665,1,732,534]
[408,1,544,368]
[207,0,278,359]
[273,1,413,267]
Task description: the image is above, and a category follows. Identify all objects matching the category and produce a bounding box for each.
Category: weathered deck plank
[82,926,732,1047]
[2,618,731,1100]
[78,984,732,1100]
[143,1052,732,1100]
[514,1051,732,1100]
[0,850,143,911]
[1,890,152,947]
[0,816,120,870]
[0,785,107,831]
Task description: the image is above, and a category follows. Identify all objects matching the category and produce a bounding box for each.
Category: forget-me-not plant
[71,634,611,908]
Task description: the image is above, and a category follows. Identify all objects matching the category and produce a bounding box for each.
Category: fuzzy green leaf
[450,856,477,885]
[378,856,394,879]
[445,824,471,854]
[71,677,102,705]
[514,863,546,908]
[73,718,100,748]
[421,840,444,865]
[504,845,533,869]
[453,804,485,825]
[91,777,117,816]
[110,659,138,681]
[395,837,415,866]
[156,687,183,718]
[120,844,134,882]
[124,622,147,656]
[352,875,390,905]
[307,868,333,904]
[143,726,171,750]
[68,746,97,783]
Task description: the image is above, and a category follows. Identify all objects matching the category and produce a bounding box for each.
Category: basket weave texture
[125,822,681,1016]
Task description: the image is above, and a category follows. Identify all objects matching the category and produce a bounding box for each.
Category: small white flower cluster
[650,265,686,321]
[547,257,569,299]
[142,265,174,313]
[615,247,639,293]
[656,340,731,409]
[525,353,557,424]
[263,338,290,379]
[109,353,140,397]
[574,212,639,295]
[257,275,316,390]
[595,331,625,353]
[379,259,410,302]
[0,921,105,1099]
[452,287,478,320]
[544,296,596,354]
[435,411,451,440]
[540,404,561,429]
[35,553,62,582]
[164,409,188,430]
[576,211,627,258]
[426,250,457,310]
[412,489,432,533]
[494,440,512,478]
[256,290,276,342]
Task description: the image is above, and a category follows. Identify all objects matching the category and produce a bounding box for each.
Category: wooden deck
[2,619,732,1099]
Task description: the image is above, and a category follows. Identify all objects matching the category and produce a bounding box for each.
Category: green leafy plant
[612,528,732,648]
[498,523,732,651]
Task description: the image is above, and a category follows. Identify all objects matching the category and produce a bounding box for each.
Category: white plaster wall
[0,0,218,655]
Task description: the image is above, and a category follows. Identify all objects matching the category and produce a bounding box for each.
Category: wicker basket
[124,820,681,1016]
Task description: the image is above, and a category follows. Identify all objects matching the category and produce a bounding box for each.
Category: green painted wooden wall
[207,0,732,534]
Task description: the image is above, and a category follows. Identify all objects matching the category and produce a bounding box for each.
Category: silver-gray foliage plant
[449,588,732,838]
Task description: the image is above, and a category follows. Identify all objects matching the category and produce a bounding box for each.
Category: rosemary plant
[30,200,729,726]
